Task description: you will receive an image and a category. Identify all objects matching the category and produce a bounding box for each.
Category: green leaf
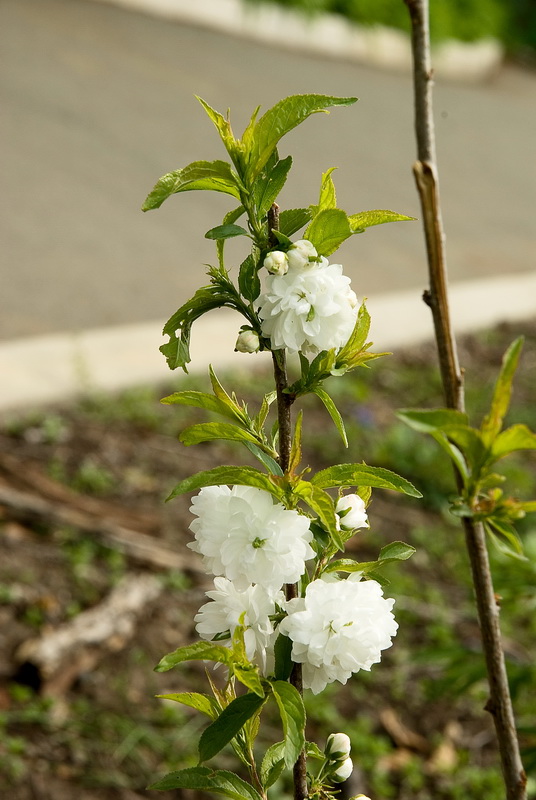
[378,541,417,562]
[289,411,303,474]
[246,94,357,180]
[271,680,306,768]
[336,302,371,364]
[311,464,422,498]
[161,390,242,422]
[312,387,348,447]
[149,766,263,800]
[485,519,527,561]
[279,208,313,237]
[156,692,218,719]
[179,423,260,447]
[233,664,265,697]
[199,693,266,763]
[293,481,342,549]
[167,466,284,502]
[244,442,283,476]
[209,367,249,424]
[481,337,524,445]
[142,160,240,211]
[206,224,250,241]
[260,742,286,789]
[312,167,338,213]
[160,332,191,373]
[397,408,469,433]
[155,641,232,673]
[217,205,246,267]
[238,254,260,302]
[347,209,415,232]
[253,156,293,216]
[304,208,352,257]
[273,633,293,681]
[196,96,243,170]
[490,424,536,461]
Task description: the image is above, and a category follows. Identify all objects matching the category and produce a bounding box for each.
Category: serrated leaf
[206,224,250,241]
[336,302,372,366]
[149,766,263,800]
[209,367,249,424]
[179,422,260,447]
[304,208,352,257]
[233,664,265,697]
[311,464,422,498]
[278,208,313,237]
[490,424,536,461]
[253,156,293,216]
[314,167,337,213]
[260,742,286,789]
[481,337,524,445]
[155,641,232,673]
[312,387,348,447]
[142,160,240,211]
[238,254,260,302]
[167,466,284,502]
[347,209,415,232]
[199,692,266,763]
[397,408,469,433]
[161,390,242,422]
[293,481,342,549]
[156,692,219,719]
[326,543,415,575]
[246,94,357,180]
[160,332,191,373]
[196,96,243,170]
[271,680,306,768]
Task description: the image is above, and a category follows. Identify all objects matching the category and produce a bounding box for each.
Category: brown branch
[268,203,308,800]
[404,2,527,797]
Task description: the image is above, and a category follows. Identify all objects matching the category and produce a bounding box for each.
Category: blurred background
[1,0,535,348]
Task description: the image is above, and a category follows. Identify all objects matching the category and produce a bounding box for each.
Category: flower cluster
[190,485,314,669]
[189,485,396,689]
[257,240,358,354]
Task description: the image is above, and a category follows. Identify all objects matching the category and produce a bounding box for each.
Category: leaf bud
[264,250,289,275]
[235,329,260,354]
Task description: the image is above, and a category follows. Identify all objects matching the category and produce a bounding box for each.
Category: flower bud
[336,494,369,531]
[287,239,318,270]
[349,795,372,800]
[235,330,260,354]
[264,250,289,275]
[332,757,353,783]
[325,732,351,761]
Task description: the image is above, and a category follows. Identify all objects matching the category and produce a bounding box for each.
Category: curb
[2,272,535,416]
[90,0,503,82]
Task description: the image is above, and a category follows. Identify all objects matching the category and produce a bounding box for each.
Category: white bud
[332,757,353,783]
[349,796,372,800]
[235,330,260,354]
[264,250,289,275]
[325,732,351,761]
[336,494,369,530]
[287,239,318,270]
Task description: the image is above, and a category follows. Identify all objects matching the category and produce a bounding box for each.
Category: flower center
[252,537,266,549]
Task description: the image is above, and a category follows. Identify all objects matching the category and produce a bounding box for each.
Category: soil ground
[0,321,535,800]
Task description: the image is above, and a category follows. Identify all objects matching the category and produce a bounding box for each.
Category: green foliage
[149,766,264,798]
[398,337,536,560]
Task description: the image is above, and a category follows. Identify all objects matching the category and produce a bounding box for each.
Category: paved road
[1,0,535,342]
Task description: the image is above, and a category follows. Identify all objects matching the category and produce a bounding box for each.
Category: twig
[403,2,527,797]
[268,203,308,800]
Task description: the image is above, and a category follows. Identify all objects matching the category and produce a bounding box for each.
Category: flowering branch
[143,93,418,799]
[403,2,528,798]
